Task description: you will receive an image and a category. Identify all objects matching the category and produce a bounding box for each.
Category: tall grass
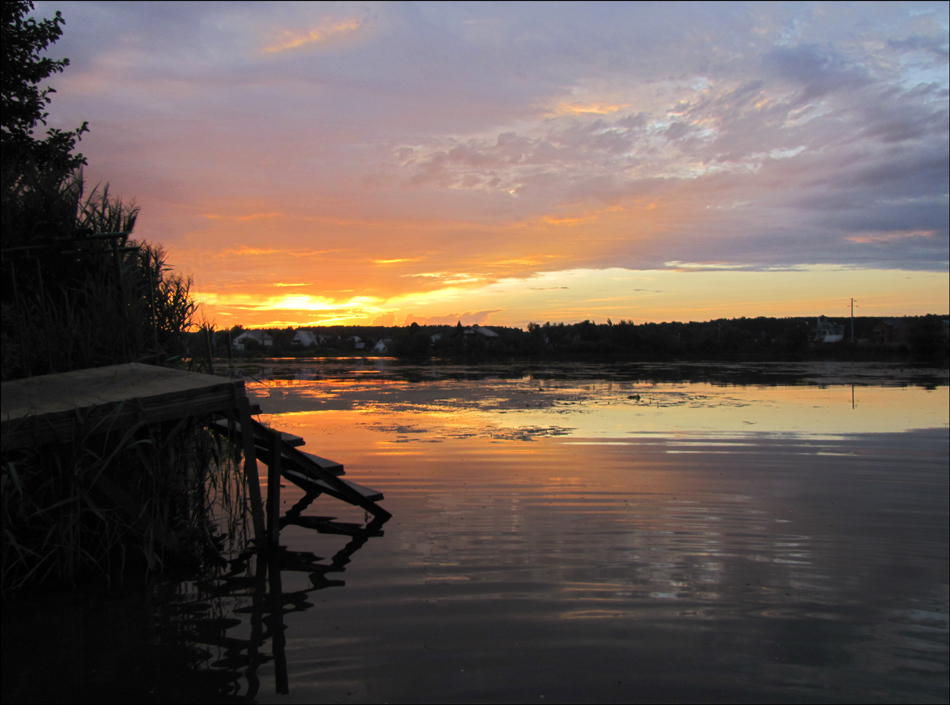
[1,168,240,597]
[1,409,250,598]
[1,171,198,379]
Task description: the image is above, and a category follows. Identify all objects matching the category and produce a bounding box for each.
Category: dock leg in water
[238,396,267,545]
[267,431,283,547]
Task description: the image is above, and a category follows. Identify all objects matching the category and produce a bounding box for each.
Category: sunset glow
[37,1,949,328]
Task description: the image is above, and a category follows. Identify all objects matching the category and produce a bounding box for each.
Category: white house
[373,338,394,354]
[463,324,499,339]
[815,316,844,343]
[233,330,274,350]
[292,330,320,347]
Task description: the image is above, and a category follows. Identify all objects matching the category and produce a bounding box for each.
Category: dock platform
[1,362,388,545]
[1,363,248,450]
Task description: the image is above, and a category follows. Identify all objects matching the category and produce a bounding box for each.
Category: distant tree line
[196,315,949,364]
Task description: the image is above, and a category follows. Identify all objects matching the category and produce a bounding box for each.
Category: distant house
[815,316,844,343]
[233,330,274,350]
[872,318,909,344]
[462,324,499,339]
[348,336,365,350]
[373,338,394,354]
[292,330,320,347]
[449,323,500,348]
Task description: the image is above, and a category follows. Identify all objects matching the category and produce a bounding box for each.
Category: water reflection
[149,499,388,701]
[240,358,949,389]
[238,362,947,703]
[4,363,944,703]
[253,376,947,441]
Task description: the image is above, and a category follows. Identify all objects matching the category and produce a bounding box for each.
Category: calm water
[3,361,948,703]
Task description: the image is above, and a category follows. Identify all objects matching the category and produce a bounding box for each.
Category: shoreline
[217,357,950,388]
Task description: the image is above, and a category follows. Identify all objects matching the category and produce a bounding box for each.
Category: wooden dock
[1,363,248,450]
[1,362,388,546]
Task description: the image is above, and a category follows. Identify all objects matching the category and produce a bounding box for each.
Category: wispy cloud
[204,212,283,222]
[374,257,424,265]
[262,19,363,53]
[846,230,937,244]
[551,101,631,116]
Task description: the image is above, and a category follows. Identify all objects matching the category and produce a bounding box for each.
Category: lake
[3,360,947,703]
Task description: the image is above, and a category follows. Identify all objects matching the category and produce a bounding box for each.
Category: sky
[34,1,950,329]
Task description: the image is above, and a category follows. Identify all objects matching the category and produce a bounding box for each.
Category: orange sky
[39,1,949,328]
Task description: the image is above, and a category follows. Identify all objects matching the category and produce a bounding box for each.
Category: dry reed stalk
[1,404,250,598]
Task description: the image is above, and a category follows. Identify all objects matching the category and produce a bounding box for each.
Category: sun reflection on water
[251,373,947,443]
[228,362,950,703]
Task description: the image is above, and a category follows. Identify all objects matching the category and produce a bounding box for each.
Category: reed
[1,170,197,379]
[1,169,242,598]
[0,407,249,598]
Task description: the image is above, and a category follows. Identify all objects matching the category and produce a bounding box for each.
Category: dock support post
[268,548,290,694]
[267,431,283,547]
[238,395,267,545]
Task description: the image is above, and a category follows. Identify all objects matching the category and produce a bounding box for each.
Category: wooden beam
[267,430,283,547]
[237,396,266,545]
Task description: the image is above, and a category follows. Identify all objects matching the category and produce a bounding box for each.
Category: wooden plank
[264,430,304,447]
[2,363,245,450]
[223,410,389,518]
[294,470,390,519]
[282,467,384,503]
[291,450,344,477]
[252,444,337,478]
[210,418,304,448]
[339,478,384,501]
[298,450,343,474]
[213,417,347,481]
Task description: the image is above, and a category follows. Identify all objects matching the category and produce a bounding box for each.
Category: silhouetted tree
[1,1,87,186]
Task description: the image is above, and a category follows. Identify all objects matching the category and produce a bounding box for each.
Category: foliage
[218,316,949,364]
[0,2,226,599]
[908,315,949,358]
[1,173,197,379]
[0,8,199,379]
[1,1,87,182]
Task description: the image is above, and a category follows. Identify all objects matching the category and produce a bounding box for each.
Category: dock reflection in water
[0,490,388,703]
[149,500,389,701]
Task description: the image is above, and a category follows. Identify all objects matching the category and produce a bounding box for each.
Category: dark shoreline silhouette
[205,314,950,366]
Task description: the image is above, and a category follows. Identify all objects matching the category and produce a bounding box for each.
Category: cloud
[262,19,364,54]
[403,310,504,327]
[375,258,424,265]
[888,34,950,60]
[763,44,872,102]
[846,230,938,244]
[205,212,284,222]
[33,1,949,326]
